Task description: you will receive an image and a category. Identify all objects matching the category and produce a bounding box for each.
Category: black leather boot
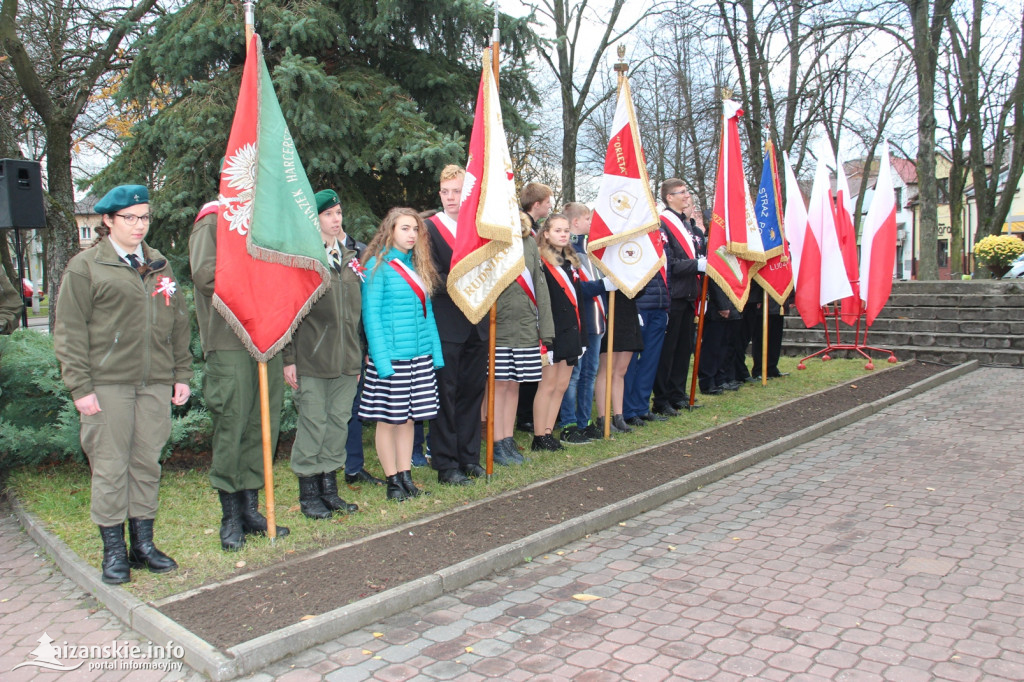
[127,518,177,573]
[239,489,290,538]
[218,490,245,552]
[298,476,332,519]
[320,471,359,513]
[612,414,633,433]
[398,470,429,498]
[386,474,408,501]
[98,524,130,584]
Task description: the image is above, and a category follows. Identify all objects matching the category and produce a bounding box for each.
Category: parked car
[1005,253,1024,279]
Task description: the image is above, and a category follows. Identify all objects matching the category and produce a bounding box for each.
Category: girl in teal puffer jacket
[359,208,444,501]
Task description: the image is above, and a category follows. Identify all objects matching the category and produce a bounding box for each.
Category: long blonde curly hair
[361,207,440,295]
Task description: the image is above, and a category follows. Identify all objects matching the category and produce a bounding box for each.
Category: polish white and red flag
[447,48,525,324]
[782,152,822,327]
[859,143,898,326]
[587,78,664,297]
[808,141,853,312]
[834,151,861,324]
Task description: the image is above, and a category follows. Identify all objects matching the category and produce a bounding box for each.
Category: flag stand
[797,287,896,371]
[760,289,769,386]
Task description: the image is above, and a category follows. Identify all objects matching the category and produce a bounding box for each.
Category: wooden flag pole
[761,288,768,386]
[689,273,709,408]
[602,293,616,439]
[485,9,500,482]
[244,0,277,541]
[600,47,629,440]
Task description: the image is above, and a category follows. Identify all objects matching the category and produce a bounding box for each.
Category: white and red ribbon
[389,259,428,317]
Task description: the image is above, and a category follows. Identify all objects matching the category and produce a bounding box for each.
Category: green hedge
[0,285,298,473]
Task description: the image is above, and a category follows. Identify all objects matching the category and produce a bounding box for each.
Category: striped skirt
[358,355,439,424]
[493,346,543,383]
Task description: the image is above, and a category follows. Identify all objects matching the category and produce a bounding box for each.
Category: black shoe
[612,414,633,433]
[653,405,679,417]
[581,422,603,439]
[460,463,486,478]
[321,471,359,513]
[501,438,526,464]
[297,476,333,519]
[640,412,668,422]
[438,468,474,486]
[98,524,130,584]
[516,420,534,433]
[493,441,519,465]
[767,371,789,378]
[127,518,177,574]
[723,381,742,391]
[560,426,591,445]
[239,489,290,538]
[625,416,646,427]
[701,386,723,396]
[743,375,760,383]
[217,490,245,552]
[594,416,626,434]
[397,470,430,497]
[386,474,409,501]
[531,435,551,452]
[543,434,564,451]
[344,468,385,486]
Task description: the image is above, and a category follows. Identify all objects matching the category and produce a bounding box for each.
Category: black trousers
[429,335,487,472]
[653,299,695,408]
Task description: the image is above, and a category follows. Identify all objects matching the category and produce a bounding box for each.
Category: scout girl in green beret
[283,190,362,518]
[54,185,192,584]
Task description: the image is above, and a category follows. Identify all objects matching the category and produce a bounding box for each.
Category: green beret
[315,189,341,214]
[94,185,149,214]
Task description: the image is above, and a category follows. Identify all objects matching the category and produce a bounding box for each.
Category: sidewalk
[3,366,1023,680]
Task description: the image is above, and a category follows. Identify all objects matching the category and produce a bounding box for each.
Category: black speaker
[0,159,46,230]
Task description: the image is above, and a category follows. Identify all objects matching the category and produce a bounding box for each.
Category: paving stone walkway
[2,366,1022,681]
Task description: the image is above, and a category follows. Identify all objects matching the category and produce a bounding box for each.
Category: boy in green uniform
[190,197,290,551]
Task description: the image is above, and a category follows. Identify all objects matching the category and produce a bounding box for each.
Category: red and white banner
[447,48,525,324]
[808,141,853,310]
[859,143,898,326]
[587,78,664,297]
[834,152,861,323]
[783,151,822,327]
[706,99,761,310]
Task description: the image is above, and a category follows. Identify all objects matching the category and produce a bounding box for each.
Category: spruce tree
[95,0,541,253]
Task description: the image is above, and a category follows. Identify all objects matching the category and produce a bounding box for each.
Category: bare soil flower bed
[160,361,940,648]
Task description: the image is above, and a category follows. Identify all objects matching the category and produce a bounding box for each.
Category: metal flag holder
[797,282,897,370]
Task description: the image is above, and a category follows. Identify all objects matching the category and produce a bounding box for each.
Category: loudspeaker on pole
[0,159,47,230]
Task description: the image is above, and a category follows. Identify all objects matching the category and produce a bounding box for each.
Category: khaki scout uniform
[284,240,363,477]
[53,239,192,525]
[189,208,283,493]
[0,266,22,334]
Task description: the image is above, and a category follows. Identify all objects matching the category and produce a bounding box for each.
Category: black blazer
[425,215,488,343]
[541,259,583,361]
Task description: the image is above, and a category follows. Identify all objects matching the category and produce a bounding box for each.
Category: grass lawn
[7,356,882,602]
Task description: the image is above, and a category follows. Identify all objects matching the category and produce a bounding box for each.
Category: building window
[895,188,902,207]
[80,225,91,241]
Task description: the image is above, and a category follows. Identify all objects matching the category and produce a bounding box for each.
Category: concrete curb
[13,360,977,680]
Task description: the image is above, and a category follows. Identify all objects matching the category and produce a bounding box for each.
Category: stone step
[780,341,1024,367]
[782,327,1024,351]
[890,280,1024,295]
[862,306,1024,322]
[884,292,1024,308]
[821,318,1024,335]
